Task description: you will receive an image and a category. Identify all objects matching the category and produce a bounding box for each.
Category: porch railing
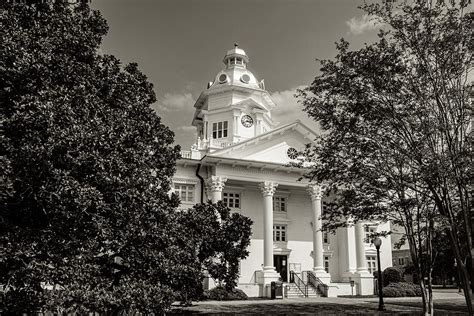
[290,270,308,297]
[304,270,329,297]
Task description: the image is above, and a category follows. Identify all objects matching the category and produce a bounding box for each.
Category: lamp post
[373,237,385,311]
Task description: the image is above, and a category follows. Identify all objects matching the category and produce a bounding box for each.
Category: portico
[199,156,335,296]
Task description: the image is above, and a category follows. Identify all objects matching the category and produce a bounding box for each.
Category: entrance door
[274,255,288,282]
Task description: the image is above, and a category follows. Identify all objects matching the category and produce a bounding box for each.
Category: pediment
[209,121,318,164]
[231,97,269,113]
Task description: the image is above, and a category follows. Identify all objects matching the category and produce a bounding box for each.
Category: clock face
[241,115,253,128]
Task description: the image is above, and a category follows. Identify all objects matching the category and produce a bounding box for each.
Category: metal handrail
[304,270,329,297]
[290,270,308,297]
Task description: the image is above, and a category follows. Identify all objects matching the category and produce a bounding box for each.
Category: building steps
[284,283,321,298]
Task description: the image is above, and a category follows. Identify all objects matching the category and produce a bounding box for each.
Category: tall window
[324,256,330,273]
[365,226,376,243]
[323,231,329,244]
[212,121,228,139]
[367,255,377,274]
[223,192,240,209]
[174,184,194,203]
[273,225,287,242]
[273,196,286,212]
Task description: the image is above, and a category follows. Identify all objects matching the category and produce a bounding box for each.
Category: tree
[298,0,472,314]
[0,1,188,313]
[174,201,253,304]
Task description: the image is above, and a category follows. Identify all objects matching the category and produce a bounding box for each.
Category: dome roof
[207,44,263,91]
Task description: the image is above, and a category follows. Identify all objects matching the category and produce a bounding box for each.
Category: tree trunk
[419,278,431,315]
[448,229,473,314]
[459,264,473,314]
[428,270,434,315]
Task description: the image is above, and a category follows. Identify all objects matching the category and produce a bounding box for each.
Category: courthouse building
[174,45,392,297]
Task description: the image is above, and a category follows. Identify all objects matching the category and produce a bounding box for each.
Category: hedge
[201,286,248,301]
[382,282,422,297]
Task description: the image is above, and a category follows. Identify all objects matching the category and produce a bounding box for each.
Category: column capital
[307,184,325,200]
[259,181,278,196]
[205,176,227,192]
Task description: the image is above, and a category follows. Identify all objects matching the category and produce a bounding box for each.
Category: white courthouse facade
[174,45,392,297]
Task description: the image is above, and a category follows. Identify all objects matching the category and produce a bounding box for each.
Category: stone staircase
[284,283,321,298]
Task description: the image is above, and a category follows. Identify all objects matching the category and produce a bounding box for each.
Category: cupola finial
[234,43,239,48]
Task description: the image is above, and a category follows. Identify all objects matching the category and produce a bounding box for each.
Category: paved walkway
[170,289,470,315]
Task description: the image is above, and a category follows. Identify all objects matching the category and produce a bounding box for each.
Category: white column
[307,184,331,282]
[205,176,227,203]
[355,223,369,273]
[353,222,374,295]
[259,181,278,272]
[203,114,209,140]
[307,184,324,272]
[234,115,239,135]
[341,218,357,281]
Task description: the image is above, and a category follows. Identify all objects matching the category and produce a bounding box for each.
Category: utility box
[271,281,283,299]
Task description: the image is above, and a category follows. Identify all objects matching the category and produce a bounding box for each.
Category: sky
[91,0,382,150]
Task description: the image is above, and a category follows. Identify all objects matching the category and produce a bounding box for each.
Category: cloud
[271,86,319,131]
[155,92,194,112]
[150,91,197,149]
[346,14,381,35]
[176,125,196,133]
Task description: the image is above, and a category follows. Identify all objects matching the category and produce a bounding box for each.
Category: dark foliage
[383,267,404,287]
[176,201,253,298]
[298,0,472,313]
[0,1,228,314]
[202,286,248,301]
[382,282,422,297]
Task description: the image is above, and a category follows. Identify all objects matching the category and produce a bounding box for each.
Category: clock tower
[191,44,277,152]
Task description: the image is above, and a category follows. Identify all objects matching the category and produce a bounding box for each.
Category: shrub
[203,286,248,301]
[382,286,403,297]
[382,282,422,297]
[383,267,403,286]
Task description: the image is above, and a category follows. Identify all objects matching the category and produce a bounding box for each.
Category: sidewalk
[170,290,470,315]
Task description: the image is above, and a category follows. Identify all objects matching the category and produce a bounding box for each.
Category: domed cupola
[191,45,277,152]
[208,44,264,91]
[223,43,249,69]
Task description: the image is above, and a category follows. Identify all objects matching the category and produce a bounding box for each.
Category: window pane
[224,121,228,129]
[213,123,217,131]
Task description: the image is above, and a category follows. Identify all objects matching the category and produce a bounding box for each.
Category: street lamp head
[373,237,382,249]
